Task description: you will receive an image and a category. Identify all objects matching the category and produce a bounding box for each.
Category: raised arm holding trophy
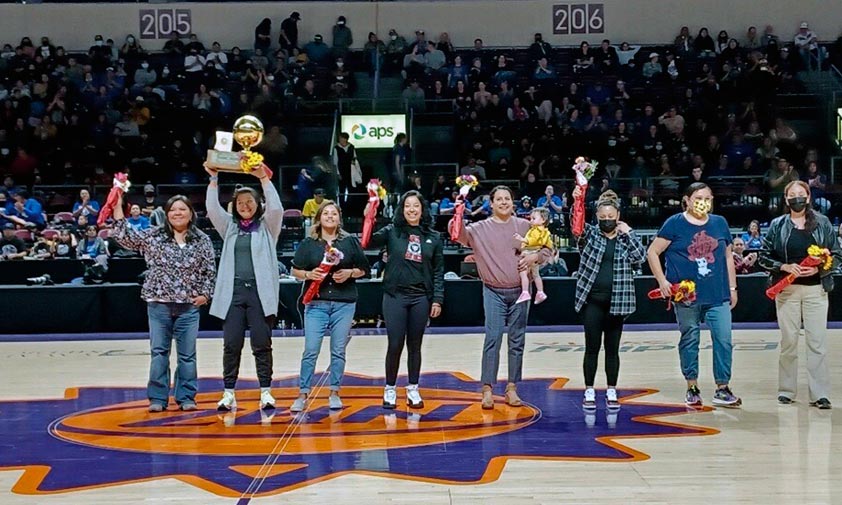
[206,115,269,175]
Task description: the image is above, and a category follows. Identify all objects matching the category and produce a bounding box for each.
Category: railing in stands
[328,109,339,160]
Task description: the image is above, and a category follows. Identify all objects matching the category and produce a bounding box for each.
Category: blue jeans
[146,302,200,406]
[674,302,733,385]
[481,285,529,386]
[300,301,356,393]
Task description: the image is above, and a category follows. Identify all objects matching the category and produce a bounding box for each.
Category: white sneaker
[217,390,237,411]
[260,389,276,410]
[383,385,397,409]
[406,384,424,408]
[583,388,596,410]
[329,394,343,410]
[606,388,620,410]
[290,396,306,413]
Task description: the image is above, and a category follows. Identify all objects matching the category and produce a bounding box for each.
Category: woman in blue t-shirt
[647,182,741,409]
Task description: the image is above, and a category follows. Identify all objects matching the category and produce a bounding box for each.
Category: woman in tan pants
[759,181,842,409]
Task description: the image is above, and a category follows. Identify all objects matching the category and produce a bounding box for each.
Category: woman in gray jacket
[205,163,283,411]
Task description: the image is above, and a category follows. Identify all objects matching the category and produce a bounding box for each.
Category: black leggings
[581,299,624,387]
[222,282,274,388]
[383,292,430,386]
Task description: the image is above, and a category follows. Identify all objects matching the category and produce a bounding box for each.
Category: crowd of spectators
[1,18,842,269]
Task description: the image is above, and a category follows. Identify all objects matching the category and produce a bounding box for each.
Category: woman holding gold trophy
[205,116,285,411]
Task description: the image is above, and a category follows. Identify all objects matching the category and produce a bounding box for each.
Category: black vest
[335,143,356,171]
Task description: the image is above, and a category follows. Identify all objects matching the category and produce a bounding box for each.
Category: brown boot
[505,383,523,407]
[481,385,494,410]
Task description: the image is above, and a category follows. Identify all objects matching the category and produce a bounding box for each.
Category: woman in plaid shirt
[572,188,646,410]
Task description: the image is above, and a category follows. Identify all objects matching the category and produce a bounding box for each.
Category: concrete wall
[1,1,839,51]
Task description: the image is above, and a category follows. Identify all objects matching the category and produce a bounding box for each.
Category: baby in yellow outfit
[514,207,553,304]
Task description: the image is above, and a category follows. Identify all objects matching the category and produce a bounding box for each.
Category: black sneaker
[777,395,794,405]
[811,398,832,410]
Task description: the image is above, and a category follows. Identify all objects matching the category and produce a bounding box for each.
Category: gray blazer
[206,179,283,319]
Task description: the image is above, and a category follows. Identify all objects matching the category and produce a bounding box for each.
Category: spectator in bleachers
[694,28,716,58]
[742,220,764,250]
[469,57,487,86]
[506,96,529,124]
[0,222,27,259]
[254,18,272,52]
[794,22,820,69]
[330,58,352,98]
[54,230,76,259]
[715,30,731,55]
[492,54,517,87]
[761,25,780,48]
[642,52,663,80]
[402,45,426,81]
[471,194,492,217]
[447,54,466,88]
[402,79,426,112]
[279,12,301,52]
[127,204,150,232]
[302,188,326,219]
[745,26,761,50]
[29,235,55,260]
[616,41,640,68]
[7,190,44,229]
[803,161,830,214]
[72,189,100,226]
[573,42,595,74]
[425,41,446,76]
[77,225,107,259]
[536,184,564,219]
[675,26,694,57]
[140,183,160,217]
[385,29,408,72]
[516,195,534,217]
[533,57,556,82]
[436,32,455,60]
[766,157,799,211]
[332,16,353,59]
[595,39,619,73]
[529,33,553,63]
[429,174,452,203]
[364,32,385,75]
[133,60,157,90]
[410,30,428,54]
[206,42,228,72]
[731,237,757,274]
[186,33,205,53]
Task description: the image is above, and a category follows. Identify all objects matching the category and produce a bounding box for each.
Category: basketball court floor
[1,326,840,504]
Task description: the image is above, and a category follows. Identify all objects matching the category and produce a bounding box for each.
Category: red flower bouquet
[571,157,597,237]
[765,245,833,300]
[448,175,479,242]
[98,172,131,227]
[360,179,386,249]
[302,245,345,305]
[648,280,697,310]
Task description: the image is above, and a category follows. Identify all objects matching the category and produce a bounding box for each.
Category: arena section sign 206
[553,3,605,35]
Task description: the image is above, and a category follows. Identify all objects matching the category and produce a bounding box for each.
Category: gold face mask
[692,199,712,216]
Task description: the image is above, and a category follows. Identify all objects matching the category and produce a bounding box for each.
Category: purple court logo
[0,373,717,498]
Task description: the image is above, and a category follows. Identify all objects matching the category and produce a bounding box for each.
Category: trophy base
[206,150,245,173]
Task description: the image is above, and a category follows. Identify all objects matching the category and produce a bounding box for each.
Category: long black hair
[393,190,435,235]
[230,186,264,222]
[162,195,201,242]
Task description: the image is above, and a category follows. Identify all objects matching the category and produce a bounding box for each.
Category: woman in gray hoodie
[204,162,283,411]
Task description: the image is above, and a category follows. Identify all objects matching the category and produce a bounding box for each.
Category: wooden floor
[1,328,841,504]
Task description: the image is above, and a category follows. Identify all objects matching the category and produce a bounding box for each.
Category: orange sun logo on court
[0,372,717,498]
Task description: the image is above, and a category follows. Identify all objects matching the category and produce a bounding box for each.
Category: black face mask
[598,219,617,233]
[787,197,808,212]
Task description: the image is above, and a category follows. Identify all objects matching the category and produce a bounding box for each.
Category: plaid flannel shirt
[574,223,647,315]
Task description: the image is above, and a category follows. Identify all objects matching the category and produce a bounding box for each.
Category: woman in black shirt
[367,190,445,409]
[290,201,370,412]
[759,181,842,409]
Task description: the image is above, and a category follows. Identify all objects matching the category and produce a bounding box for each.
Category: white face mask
[141,63,149,69]
[337,62,344,68]
[127,37,135,44]
[95,40,103,46]
[163,68,170,75]
[391,35,397,41]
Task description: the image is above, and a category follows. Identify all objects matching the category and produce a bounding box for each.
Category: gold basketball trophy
[206,115,265,173]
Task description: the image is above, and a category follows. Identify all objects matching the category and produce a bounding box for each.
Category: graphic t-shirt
[657,213,732,305]
[0,237,25,257]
